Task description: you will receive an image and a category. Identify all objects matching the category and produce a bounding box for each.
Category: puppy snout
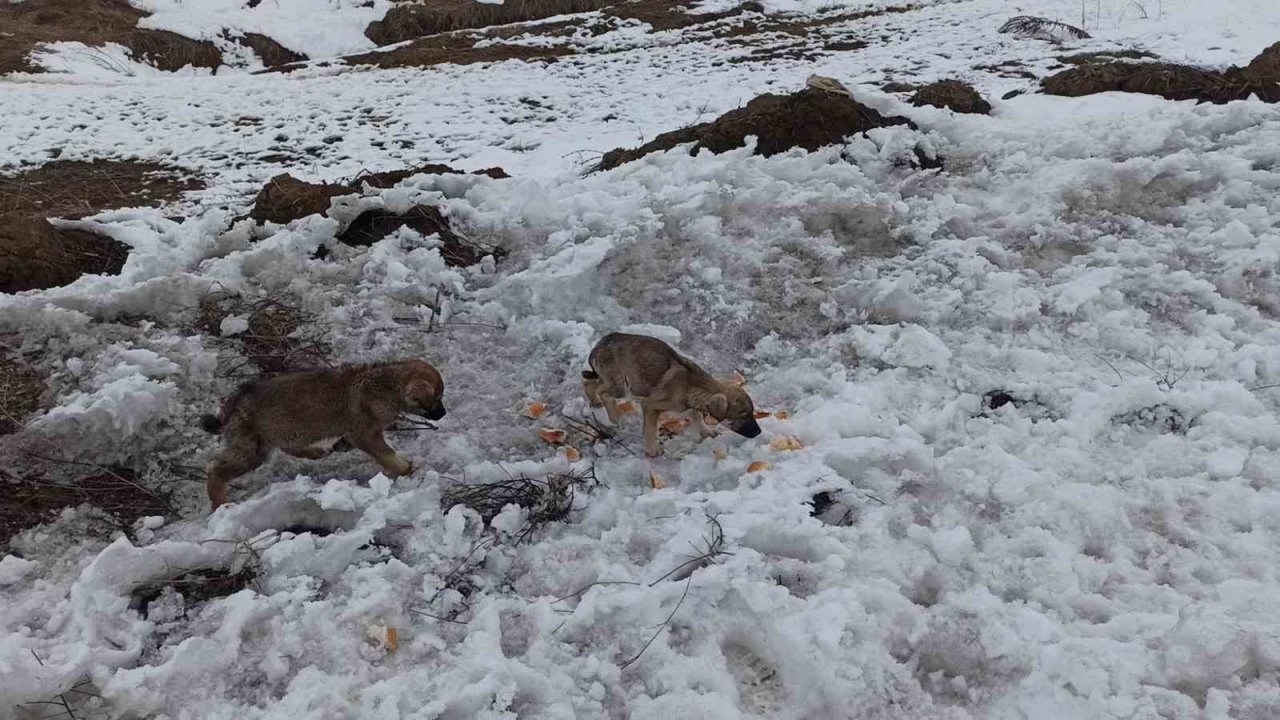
[733,418,762,439]
[426,402,446,421]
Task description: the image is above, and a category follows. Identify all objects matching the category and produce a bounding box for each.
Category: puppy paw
[384,455,413,477]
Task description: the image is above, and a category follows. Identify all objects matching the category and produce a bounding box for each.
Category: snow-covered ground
[5,0,1280,718]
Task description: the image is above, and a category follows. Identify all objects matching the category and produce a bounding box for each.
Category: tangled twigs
[441,465,599,545]
[557,411,638,456]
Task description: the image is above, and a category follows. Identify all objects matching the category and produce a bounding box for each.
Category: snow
[4,0,1280,717]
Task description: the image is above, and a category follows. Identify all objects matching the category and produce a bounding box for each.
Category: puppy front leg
[599,390,622,425]
[688,409,718,439]
[347,430,413,477]
[642,405,663,457]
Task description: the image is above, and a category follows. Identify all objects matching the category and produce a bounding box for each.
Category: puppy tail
[198,413,223,434]
[582,370,599,380]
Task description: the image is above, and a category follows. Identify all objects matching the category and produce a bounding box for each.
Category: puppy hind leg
[641,405,663,457]
[206,442,267,510]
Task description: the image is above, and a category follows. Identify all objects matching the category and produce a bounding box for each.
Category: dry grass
[0,213,131,293]
[0,159,203,219]
[0,0,221,75]
[1,466,172,550]
[0,356,45,435]
[199,294,330,377]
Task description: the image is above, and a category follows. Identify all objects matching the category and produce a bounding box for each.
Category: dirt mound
[0,0,221,74]
[1043,43,1280,104]
[0,213,130,294]
[0,159,203,219]
[247,169,504,266]
[1,467,171,550]
[0,356,45,435]
[1244,41,1280,81]
[251,165,509,223]
[910,80,992,114]
[1041,62,1269,104]
[248,174,351,225]
[596,87,913,172]
[367,0,612,45]
[234,32,306,68]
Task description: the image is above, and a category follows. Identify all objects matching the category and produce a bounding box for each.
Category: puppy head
[405,361,446,420]
[704,384,760,439]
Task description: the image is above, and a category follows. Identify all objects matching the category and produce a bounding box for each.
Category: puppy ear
[406,377,438,403]
[706,393,728,420]
[717,371,747,388]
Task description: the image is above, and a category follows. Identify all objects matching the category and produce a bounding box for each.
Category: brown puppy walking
[582,333,760,457]
[199,359,445,510]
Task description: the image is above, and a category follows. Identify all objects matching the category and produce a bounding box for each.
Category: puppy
[199,359,445,510]
[582,333,760,457]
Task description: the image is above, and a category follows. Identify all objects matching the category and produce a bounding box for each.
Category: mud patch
[910,80,991,114]
[0,467,171,550]
[132,566,258,620]
[338,206,496,267]
[345,32,573,70]
[0,0,222,75]
[0,213,130,294]
[233,32,307,68]
[595,86,913,172]
[1056,49,1155,66]
[0,356,45,435]
[368,0,613,45]
[0,159,203,219]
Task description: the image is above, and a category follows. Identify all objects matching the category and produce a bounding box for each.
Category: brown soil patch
[1041,61,1279,104]
[910,80,992,114]
[368,0,613,45]
[0,213,130,294]
[234,32,307,68]
[1,467,171,550]
[0,356,45,435]
[200,295,330,377]
[0,0,221,75]
[596,87,913,172]
[346,32,572,69]
[351,164,509,189]
[0,160,204,219]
